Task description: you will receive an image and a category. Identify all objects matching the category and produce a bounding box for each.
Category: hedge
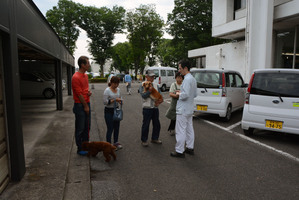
[90,77,107,83]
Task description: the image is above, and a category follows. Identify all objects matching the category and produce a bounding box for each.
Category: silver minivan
[242,69,299,135]
[191,69,247,121]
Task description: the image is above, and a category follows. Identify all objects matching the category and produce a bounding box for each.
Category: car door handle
[272,100,280,104]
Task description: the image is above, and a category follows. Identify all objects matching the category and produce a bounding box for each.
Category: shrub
[90,78,107,83]
[88,74,93,79]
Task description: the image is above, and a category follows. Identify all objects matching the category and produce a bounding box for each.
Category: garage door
[0,37,9,194]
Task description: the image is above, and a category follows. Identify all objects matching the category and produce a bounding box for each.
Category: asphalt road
[89,82,299,200]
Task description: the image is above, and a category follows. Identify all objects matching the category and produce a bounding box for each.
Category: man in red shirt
[72,56,92,155]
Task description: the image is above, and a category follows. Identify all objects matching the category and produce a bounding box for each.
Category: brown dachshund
[142,81,163,106]
[82,141,117,162]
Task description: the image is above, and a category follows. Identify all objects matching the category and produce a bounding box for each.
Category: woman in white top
[103,76,123,150]
[165,72,184,136]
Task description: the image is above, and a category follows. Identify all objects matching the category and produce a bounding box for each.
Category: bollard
[91,84,94,89]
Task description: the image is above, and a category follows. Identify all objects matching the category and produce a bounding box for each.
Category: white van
[147,66,177,91]
[242,69,299,135]
[191,69,247,121]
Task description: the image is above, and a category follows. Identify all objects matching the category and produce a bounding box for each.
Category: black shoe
[184,148,194,155]
[170,152,185,158]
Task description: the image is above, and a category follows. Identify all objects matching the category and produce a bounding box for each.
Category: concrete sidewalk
[0,96,92,200]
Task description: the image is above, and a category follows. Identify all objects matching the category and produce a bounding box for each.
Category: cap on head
[147,70,155,77]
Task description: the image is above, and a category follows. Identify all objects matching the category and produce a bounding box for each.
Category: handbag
[113,99,123,121]
[165,83,179,120]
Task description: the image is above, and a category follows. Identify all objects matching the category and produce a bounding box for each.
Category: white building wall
[189,41,247,81]
[245,0,274,81]
[189,0,299,82]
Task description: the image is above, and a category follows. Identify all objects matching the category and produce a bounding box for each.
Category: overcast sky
[32,0,174,64]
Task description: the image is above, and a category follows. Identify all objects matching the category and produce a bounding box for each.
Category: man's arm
[78,95,89,115]
[139,85,151,99]
[179,79,191,101]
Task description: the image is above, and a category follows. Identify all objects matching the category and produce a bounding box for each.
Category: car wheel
[243,128,254,136]
[161,84,166,92]
[222,104,232,122]
[43,88,55,99]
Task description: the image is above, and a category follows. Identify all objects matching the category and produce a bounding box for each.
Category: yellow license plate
[265,120,283,129]
[197,105,207,111]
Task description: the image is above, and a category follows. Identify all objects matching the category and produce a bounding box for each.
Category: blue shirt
[176,73,197,116]
[124,74,132,83]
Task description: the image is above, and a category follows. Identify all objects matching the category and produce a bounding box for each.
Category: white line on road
[226,121,242,130]
[165,97,298,162]
[202,119,299,163]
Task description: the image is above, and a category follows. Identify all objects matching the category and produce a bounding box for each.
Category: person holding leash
[171,60,197,158]
[103,76,123,150]
[72,56,92,156]
[138,70,163,147]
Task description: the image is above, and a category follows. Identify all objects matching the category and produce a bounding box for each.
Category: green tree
[77,5,126,77]
[157,39,180,68]
[126,4,164,75]
[167,0,225,60]
[46,0,80,55]
[111,42,134,73]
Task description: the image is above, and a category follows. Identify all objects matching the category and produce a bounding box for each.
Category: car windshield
[251,72,299,97]
[191,71,221,88]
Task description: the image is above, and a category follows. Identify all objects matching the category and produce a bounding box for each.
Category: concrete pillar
[245,0,274,80]
[55,60,63,110]
[3,0,26,181]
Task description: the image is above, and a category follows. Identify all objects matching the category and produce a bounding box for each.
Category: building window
[275,26,299,69]
[196,56,206,68]
[234,0,246,11]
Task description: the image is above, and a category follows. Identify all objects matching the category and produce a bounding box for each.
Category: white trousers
[175,114,195,153]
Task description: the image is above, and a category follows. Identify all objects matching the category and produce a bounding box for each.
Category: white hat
[147,70,155,76]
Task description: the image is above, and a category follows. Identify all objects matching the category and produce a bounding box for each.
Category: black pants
[141,108,160,142]
[104,107,120,144]
[168,119,176,131]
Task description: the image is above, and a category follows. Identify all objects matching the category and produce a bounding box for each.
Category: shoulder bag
[113,100,123,121]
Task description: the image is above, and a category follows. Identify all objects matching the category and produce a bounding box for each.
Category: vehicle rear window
[191,71,221,88]
[153,70,159,77]
[167,70,174,76]
[251,72,299,97]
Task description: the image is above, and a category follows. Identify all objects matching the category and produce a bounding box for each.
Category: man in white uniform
[171,60,197,158]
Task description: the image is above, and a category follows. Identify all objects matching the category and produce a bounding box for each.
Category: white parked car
[20,73,56,99]
[32,71,66,90]
[241,69,299,135]
[191,69,247,121]
[147,66,177,92]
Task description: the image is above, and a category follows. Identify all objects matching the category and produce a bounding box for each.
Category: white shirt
[176,73,197,116]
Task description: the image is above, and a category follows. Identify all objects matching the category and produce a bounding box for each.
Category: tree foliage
[76,5,126,77]
[46,0,80,54]
[156,39,179,68]
[111,42,134,73]
[126,4,164,75]
[167,0,225,60]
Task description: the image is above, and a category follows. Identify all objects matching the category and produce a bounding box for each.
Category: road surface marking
[202,119,299,163]
[226,121,242,130]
